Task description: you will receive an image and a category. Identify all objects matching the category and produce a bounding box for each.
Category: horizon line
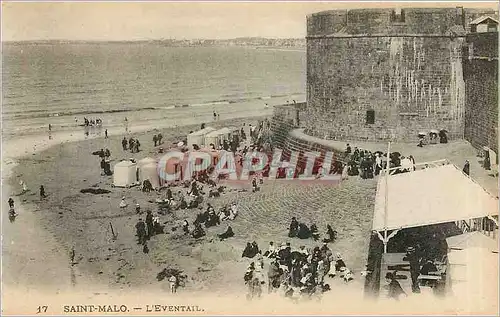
[2,37,307,43]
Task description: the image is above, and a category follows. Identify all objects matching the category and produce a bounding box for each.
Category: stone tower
[305,7,494,142]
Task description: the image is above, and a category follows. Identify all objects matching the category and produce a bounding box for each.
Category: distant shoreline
[2,39,306,49]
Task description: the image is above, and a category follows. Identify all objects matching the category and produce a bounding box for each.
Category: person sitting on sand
[217,225,234,241]
[242,242,257,258]
[191,223,205,239]
[297,223,311,239]
[263,241,277,258]
[182,220,190,235]
[218,206,230,221]
[119,197,128,208]
[178,197,187,210]
[320,242,331,257]
[298,245,309,256]
[8,208,17,222]
[152,214,163,235]
[310,223,320,241]
[323,225,337,243]
[19,180,28,194]
[229,203,238,220]
[288,217,299,238]
[251,241,260,257]
[334,253,347,272]
[166,188,173,200]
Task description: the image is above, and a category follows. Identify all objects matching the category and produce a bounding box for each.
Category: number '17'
[36,306,48,314]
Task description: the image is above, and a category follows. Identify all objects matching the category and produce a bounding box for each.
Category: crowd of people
[342,144,417,180]
[242,239,355,301]
[82,117,103,127]
[122,137,141,153]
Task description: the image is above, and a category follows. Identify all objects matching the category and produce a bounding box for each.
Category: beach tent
[139,162,160,189]
[446,247,499,311]
[198,148,222,166]
[113,160,138,188]
[446,231,499,253]
[216,127,232,141]
[204,129,227,147]
[187,127,216,148]
[138,157,157,168]
[160,153,190,182]
[372,164,498,231]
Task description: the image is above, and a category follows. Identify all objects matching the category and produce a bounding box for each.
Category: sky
[2,1,497,41]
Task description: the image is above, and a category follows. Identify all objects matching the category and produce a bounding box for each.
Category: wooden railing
[456,217,498,238]
[378,159,449,176]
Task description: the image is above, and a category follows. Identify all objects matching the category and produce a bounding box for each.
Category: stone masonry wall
[305,8,473,142]
[270,103,307,148]
[463,32,498,154]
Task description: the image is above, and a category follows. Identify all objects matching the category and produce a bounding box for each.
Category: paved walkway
[290,129,498,196]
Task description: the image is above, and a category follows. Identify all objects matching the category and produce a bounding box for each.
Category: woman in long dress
[341,164,349,180]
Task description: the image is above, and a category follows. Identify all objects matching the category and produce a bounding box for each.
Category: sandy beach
[1,113,270,309]
[2,112,498,315]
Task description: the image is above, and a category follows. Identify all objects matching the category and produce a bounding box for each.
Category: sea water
[2,43,306,137]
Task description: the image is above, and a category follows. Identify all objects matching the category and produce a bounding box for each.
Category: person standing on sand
[39,185,46,199]
[146,210,154,238]
[135,218,147,245]
[169,275,178,293]
[8,197,14,209]
[70,247,76,265]
[104,129,108,139]
[122,137,128,150]
[213,111,217,121]
[153,135,158,147]
[48,124,52,131]
[129,138,135,152]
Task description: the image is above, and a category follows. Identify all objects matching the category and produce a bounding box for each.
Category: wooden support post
[383,142,391,253]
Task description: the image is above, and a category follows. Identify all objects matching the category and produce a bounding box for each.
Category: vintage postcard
[1,1,498,315]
